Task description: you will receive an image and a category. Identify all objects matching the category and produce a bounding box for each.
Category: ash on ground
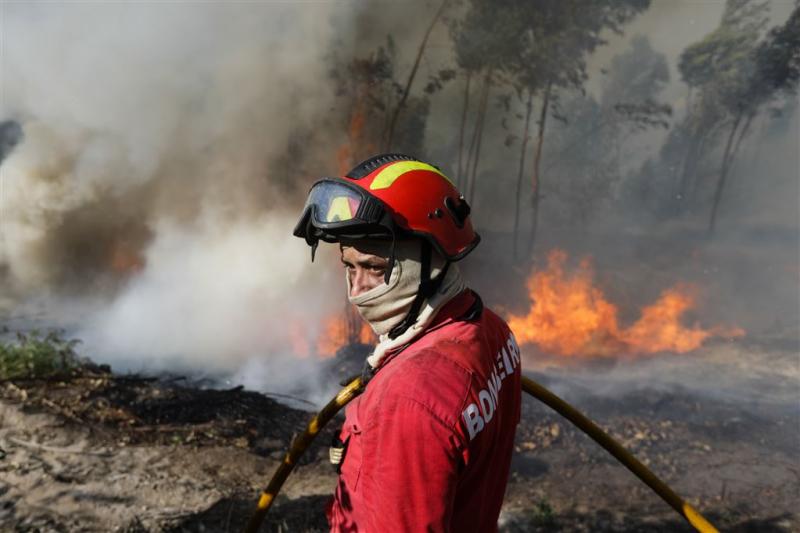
[1,341,798,532]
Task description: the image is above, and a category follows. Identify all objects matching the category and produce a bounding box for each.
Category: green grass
[0,330,82,379]
[530,498,556,527]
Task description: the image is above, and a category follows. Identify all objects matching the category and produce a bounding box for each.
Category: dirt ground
[1,339,798,533]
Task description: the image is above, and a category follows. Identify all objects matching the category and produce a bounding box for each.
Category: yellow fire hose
[245,375,718,533]
[244,376,366,533]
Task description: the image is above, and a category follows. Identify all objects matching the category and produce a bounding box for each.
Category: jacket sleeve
[361,394,462,532]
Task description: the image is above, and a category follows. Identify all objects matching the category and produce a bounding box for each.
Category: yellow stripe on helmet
[369,161,453,191]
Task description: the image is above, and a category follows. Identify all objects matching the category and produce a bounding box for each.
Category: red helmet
[294,154,480,260]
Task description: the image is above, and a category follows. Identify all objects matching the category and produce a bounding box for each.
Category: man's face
[340,244,390,298]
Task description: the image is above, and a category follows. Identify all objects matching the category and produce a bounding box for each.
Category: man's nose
[350,270,369,298]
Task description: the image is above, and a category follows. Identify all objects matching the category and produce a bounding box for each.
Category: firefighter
[294,154,522,532]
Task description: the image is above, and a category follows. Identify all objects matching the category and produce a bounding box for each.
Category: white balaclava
[342,238,465,368]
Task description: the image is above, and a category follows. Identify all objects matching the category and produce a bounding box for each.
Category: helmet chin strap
[387,240,450,340]
[384,228,397,285]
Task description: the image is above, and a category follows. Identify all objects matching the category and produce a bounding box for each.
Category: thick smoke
[425,0,799,407]
[0,2,796,406]
[0,3,354,394]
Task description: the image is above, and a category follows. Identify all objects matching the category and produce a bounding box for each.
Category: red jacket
[327,290,522,532]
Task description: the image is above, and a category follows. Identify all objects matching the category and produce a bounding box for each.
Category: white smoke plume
[0,2,356,392]
[1,2,796,406]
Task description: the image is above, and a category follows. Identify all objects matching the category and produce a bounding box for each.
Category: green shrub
[530,498,556,527]
[0,330,82,379]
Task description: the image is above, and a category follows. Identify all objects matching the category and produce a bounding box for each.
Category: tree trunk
[383,0,449,150]
[689,133,710,201]
[541,116,611,176]
[745,115,767,184]
[713,109,755,211]
[456,71,472,189]
[463,74,482,201]
[675,127,701,213]
[527,80,553,258]
[730,111,755,167]
[513,89,534,261]
[466,70,491,204]
[708,111,744,235]
[674,87,698,213]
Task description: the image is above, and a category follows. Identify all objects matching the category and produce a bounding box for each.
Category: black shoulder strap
[456,291,483,322]
[388,242,450,340]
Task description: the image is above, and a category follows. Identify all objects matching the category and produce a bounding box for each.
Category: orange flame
[316,313,376,356]
[337,107,366,173]
[288,304,377,359]
[109,241,145,274]
[507,250,744,358]
[288,322,311,358]
[315,91,383,357]
[336,94,377,174]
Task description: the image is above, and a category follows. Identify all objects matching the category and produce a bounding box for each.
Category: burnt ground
[1,343,798,533]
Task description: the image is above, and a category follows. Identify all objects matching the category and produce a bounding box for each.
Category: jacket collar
[374,289,477,371]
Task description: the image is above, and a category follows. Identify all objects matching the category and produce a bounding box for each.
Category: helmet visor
[305,179,364,225]
[294,178,390,243]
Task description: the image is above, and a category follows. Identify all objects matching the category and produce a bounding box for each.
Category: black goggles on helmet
[293,178,397,252]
